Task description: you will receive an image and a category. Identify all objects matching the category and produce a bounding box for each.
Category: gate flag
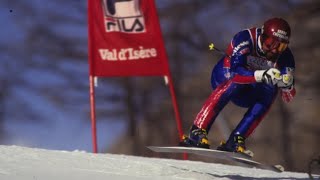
[88,0,170,77]
[88,0,184,154]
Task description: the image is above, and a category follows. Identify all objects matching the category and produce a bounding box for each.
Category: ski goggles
[264,36,288,53]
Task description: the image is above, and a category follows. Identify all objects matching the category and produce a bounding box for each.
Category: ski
[231,156,284,172]
[147,146,252,160]
[147,146,284,173]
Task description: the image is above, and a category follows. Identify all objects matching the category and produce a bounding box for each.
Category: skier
[180,17,296,153]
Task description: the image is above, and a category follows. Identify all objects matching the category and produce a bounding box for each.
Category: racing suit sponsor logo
[247,56,274,70]
[232,41,249,56]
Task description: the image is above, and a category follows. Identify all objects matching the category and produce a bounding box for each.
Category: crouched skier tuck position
[180,17,296,153]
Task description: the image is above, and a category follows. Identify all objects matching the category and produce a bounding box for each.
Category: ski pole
[208,42,230,58]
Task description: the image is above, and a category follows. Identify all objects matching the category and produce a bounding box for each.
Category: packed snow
[0,145,314,180]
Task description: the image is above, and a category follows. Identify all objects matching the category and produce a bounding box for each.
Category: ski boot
[179,125,210,149]
[217,134,254,158]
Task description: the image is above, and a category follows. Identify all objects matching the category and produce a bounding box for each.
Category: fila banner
[88,0,170,77]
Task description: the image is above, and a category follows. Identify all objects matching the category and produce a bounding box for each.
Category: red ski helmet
[261,18,291,52]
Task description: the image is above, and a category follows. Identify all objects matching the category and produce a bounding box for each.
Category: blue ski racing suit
[193,27,296,139]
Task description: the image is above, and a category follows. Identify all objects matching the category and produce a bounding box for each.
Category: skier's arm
[230,55,256,84]
[278,68,296,103]
[277,49,296,103]
[225,31,257,84]
[230,55,281,85]
[226,30,281,85]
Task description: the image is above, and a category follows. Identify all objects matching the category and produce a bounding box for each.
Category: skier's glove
[280,85,296,103]
[277,73,294,88]
[254,68,282,85]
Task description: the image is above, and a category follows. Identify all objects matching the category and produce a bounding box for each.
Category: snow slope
[0,145,312,180]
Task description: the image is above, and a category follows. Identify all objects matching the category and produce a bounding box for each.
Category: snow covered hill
[0,145,313,180]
